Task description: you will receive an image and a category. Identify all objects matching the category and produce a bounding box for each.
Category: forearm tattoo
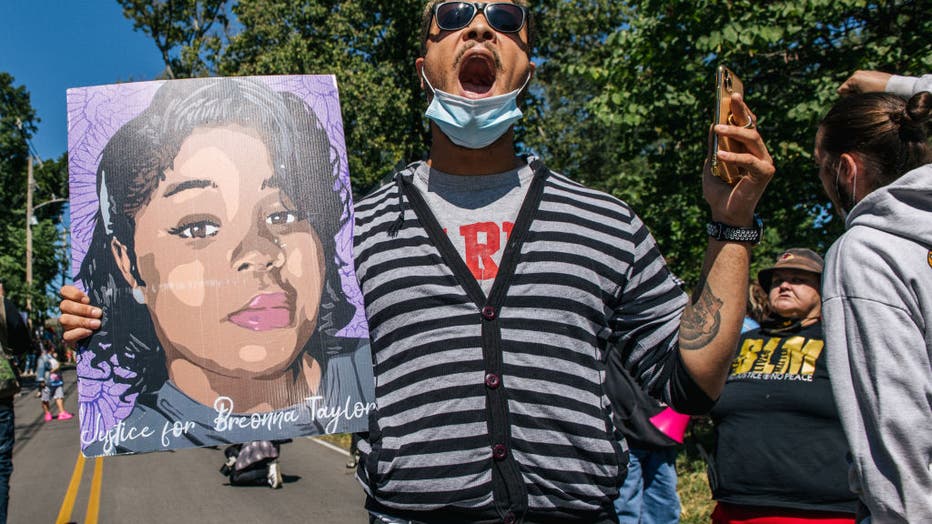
[680,279,723,350]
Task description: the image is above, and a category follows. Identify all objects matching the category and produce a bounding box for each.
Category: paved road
[8,368,369,523]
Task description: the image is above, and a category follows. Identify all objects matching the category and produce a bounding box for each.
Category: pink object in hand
[649,407,690,443]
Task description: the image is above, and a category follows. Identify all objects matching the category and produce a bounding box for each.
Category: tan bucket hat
[757,248,824,290]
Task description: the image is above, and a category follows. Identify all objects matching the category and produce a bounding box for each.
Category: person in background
[219,440,283,489]
[0,281,33,523]
[608,364,688,524]
[345,432,364,469]
[816,71,932,523]
[742,280,770,333]
[709,248,857,523]
[836,70,931,98]
[21,346,36,378]
[33,343,50,399]
[40,351,72,422]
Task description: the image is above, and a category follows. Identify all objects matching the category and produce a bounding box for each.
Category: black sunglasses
[433,2,528,34]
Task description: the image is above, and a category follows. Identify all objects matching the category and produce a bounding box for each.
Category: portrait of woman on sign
[67,76,374,456]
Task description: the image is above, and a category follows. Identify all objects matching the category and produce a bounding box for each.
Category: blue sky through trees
[0,1,165,160]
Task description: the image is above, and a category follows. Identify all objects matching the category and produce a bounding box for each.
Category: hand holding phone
[702,66,775,230]
[711,66,750,184]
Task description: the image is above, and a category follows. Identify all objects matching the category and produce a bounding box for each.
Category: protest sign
[67,76,373,456]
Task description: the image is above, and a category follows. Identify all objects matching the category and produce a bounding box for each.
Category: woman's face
[124,124,325,378]
[767,268,821,320]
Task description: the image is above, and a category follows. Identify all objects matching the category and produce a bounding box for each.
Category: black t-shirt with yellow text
[710,320,857,513]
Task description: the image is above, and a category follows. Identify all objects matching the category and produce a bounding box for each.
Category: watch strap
[706,216,762,244]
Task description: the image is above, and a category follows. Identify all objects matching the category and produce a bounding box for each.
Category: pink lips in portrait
[228,292,292,331]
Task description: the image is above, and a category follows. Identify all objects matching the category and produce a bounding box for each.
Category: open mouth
[458,54,496,98]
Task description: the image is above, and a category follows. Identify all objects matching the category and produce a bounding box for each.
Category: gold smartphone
[711,65,747,184]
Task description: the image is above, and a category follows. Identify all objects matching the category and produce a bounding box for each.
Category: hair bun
[899,91,932,142]
[906,91,932,125]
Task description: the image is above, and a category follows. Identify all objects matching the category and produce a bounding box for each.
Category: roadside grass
[318,432,352,450]
[321,418,716,522]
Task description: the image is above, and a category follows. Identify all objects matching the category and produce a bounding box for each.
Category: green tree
[120,1,931,284]
[0,73,69,322]
[530,0,931,284]
[521,1,657,238]
[221,0,429,193]
[118,0,232,79]
[120,0,430,193]
[0,72,36,229]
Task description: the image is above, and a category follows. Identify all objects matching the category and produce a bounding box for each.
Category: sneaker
[345,452,359,469]
[267,460,283,489]
[57,412,74,421]
[44,412,53,422]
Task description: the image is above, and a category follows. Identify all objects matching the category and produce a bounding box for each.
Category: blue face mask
[422,68,531,149]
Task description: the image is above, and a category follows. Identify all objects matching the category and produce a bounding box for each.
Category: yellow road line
[84,457,104,524]
[56,453,86,524]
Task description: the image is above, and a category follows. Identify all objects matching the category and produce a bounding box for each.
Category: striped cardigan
[354,158,705,522]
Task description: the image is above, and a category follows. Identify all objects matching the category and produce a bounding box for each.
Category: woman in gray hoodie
[815,74,932,523]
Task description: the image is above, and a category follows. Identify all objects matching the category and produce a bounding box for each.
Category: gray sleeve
[822,235,932,522]
[885,74,932,98]
[606,213,690,406]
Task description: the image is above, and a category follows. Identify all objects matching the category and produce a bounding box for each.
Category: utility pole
[25,155,34,312]
[24,155,66,315]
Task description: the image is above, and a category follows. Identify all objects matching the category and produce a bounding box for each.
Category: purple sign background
[67,76,369,451]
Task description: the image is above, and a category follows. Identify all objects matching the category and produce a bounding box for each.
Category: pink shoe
[44,412,53,422]
[57,412,74,421]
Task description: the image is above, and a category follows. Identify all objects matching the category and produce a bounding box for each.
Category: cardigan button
[481,306,496,320]
[485,373,501,389]
[503,512,516,524]
[492,444,507,460]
